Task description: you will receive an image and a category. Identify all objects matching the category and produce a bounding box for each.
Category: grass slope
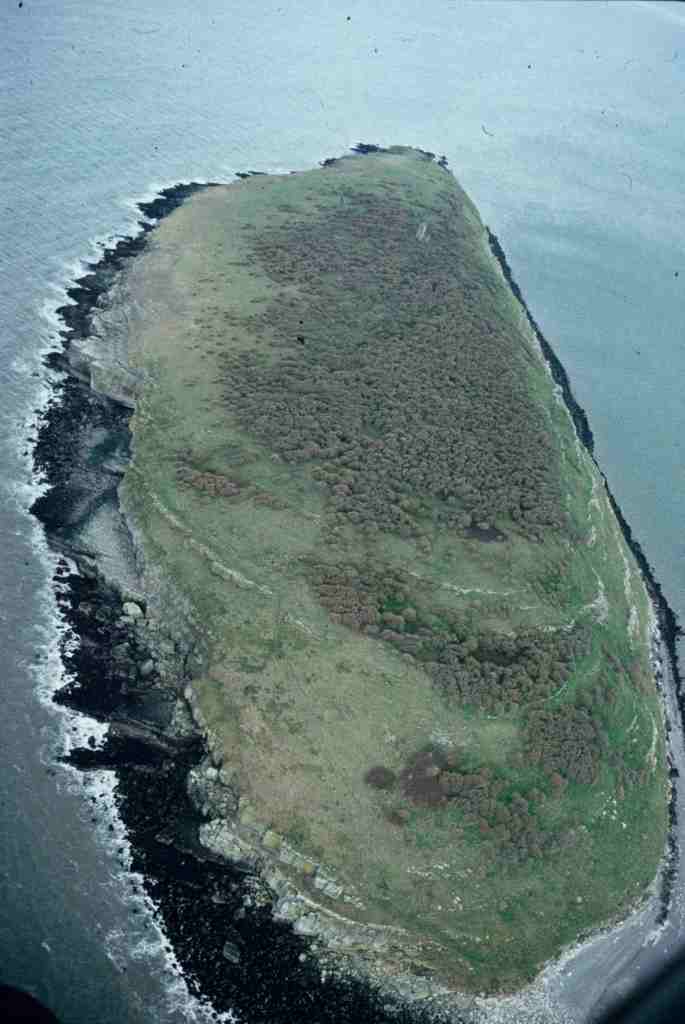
[119,148,667,993]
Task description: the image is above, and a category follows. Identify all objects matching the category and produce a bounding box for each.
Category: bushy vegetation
[120,148,668,994]
[220,183,563,541]
[303,556,589,713]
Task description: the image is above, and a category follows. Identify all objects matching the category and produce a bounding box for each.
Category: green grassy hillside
[119,148,667,993]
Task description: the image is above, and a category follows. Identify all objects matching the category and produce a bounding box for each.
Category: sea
[1,2,684,1022]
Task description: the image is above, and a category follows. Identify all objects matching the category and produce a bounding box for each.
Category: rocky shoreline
[32,179,455,1023]
[31,152,683,1023]
[487,229,683,928]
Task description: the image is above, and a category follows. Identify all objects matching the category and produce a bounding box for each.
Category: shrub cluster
[304,556,590,712]
[176,465,242,498]
[369,746,576,868]
[427,627,589,713]
[220,186,565,540]
[303,559,429,649]
[524,705,605,785]
[439,768,553,864]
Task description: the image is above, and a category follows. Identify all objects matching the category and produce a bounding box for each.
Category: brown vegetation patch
[252,491,288,510]
[400,747,448,806]
[177,466,242,498]
[384,807,410,828]
[364,765,397,790]
[304,562,384,632]
[466,523,507,543]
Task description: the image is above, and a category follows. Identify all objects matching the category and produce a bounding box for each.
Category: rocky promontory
[32,149,676,1019]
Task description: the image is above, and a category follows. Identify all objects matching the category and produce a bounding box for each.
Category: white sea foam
[28,570,237,1023]
[73,758,239,1024]
[19,191,245,1016]
[119,177,223,229]
[101,863,239,1024]
[19,176,228,477]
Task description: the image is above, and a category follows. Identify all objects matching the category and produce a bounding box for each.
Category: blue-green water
[1,2,683,1021]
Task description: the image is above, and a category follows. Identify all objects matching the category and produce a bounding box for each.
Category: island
[34,146,671,1009]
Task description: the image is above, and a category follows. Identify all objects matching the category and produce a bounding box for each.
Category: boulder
[222,940,242,964]
[199,820,261,868]
[262,829,283,851]
[78,559,98,580]
[273,896,306,923]
[122,601,144,620]
[187,764,238,818]
[313,874,343,900]
[294,913,320,936]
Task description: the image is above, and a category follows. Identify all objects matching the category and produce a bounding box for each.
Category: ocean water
[1,1,684,1021]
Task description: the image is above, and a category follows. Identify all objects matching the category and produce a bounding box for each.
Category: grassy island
[118,147,667,993]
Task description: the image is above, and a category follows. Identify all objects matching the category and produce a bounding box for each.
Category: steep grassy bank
[118,147,667,993]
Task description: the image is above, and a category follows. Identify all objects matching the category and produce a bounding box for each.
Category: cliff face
[41,150,668,998]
